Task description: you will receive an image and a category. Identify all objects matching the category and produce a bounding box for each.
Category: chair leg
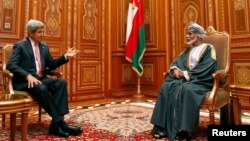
[2,114,6,128]
[10,113,16,141]
[209,110,215,125]
[21,111,28,141]
[226,103,232,124]
[38,106,42,122]
[232,97,241,124]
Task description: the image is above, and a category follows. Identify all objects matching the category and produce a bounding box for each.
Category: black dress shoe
[49,124,69,138]
[60,121,83,136]
[64,125,83,136]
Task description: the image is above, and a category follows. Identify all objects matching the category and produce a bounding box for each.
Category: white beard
[186,36,197,45]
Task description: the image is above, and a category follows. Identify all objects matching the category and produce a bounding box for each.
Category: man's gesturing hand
[65,47,80,58]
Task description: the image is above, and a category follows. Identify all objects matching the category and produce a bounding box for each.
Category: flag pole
[126,0,146,101]
[133,75,145,100]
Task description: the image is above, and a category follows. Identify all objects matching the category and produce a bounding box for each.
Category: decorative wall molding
[141,63,155,84]
[208,0,213,25]
[44,0,61,37]
[33,0,37,18]
[83,0,97,40]
[234,63,250,85]
[230,0,250,33]
[77,61,101,90]
[24,0,29,37]
[231,42,250,47]
[221,0,225,30]
[234,0,246,10]
[122,64,135,85]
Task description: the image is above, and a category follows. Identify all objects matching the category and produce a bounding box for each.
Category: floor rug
[0,101,242,141]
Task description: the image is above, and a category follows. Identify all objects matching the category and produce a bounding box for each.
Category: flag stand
[132,75,145,101]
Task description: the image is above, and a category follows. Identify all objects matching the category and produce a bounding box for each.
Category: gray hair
[187,22,205,38]
[26,19,44,33]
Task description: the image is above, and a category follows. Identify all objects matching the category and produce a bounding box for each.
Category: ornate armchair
[200,26,231,124]
[163,26,231,125]
[1,44,62,125]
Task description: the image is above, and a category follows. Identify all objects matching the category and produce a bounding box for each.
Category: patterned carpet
[0,100,242,141]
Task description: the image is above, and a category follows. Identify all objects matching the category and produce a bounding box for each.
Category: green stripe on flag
[132,25,146,76]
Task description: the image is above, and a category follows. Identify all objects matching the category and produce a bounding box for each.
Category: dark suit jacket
[6,37,69,90]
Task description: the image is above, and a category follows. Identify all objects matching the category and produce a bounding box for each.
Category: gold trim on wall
[208,0,213,25]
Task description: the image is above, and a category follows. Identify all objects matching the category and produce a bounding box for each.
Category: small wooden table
[0,94,32,141]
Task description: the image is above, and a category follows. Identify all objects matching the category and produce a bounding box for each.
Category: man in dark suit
[6,19,83,138]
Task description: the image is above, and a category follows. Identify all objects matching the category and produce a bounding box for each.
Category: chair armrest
[2,69,14,94]
[3,69,13,78]
[207,70,228,106]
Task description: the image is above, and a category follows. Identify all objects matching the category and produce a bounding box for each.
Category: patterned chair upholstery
[200,26,231,124]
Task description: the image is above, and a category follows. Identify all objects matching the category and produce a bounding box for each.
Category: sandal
[151,126,168,139]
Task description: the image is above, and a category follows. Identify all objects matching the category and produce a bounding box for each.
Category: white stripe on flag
[126,3,138,43]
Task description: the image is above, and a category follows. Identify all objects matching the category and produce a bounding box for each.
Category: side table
[0,94,32,141]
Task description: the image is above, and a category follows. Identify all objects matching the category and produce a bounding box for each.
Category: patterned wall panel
[229,0,250,36]
[83,0,98,40]
[0,0,15,31]
[72,0,105,98]
[44,0,61,37]
[39,0,68,55]
[42,0,61,37]
[234,63,250,85]
[122,63,136,85]
[177,0,204,54]
[184,5,198,25]
[81,44,99,58]
[141,63,154,84]
[233,0,249,33]
[80,0,101,58]
[0,0,23,39]
[76,61,101,90]
[182,4,198,44]
[227,0,250,89]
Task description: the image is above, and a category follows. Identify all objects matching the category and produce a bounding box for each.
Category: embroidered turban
[187,23,205,38]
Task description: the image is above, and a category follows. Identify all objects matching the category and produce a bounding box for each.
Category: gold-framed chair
[199,26,231,124]
[1,44,62,126]
[163,26,231,125]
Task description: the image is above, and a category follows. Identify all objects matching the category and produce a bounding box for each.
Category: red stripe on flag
[125,0,144,61]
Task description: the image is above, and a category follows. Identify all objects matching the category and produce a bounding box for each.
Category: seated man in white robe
[150,23,218,140]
